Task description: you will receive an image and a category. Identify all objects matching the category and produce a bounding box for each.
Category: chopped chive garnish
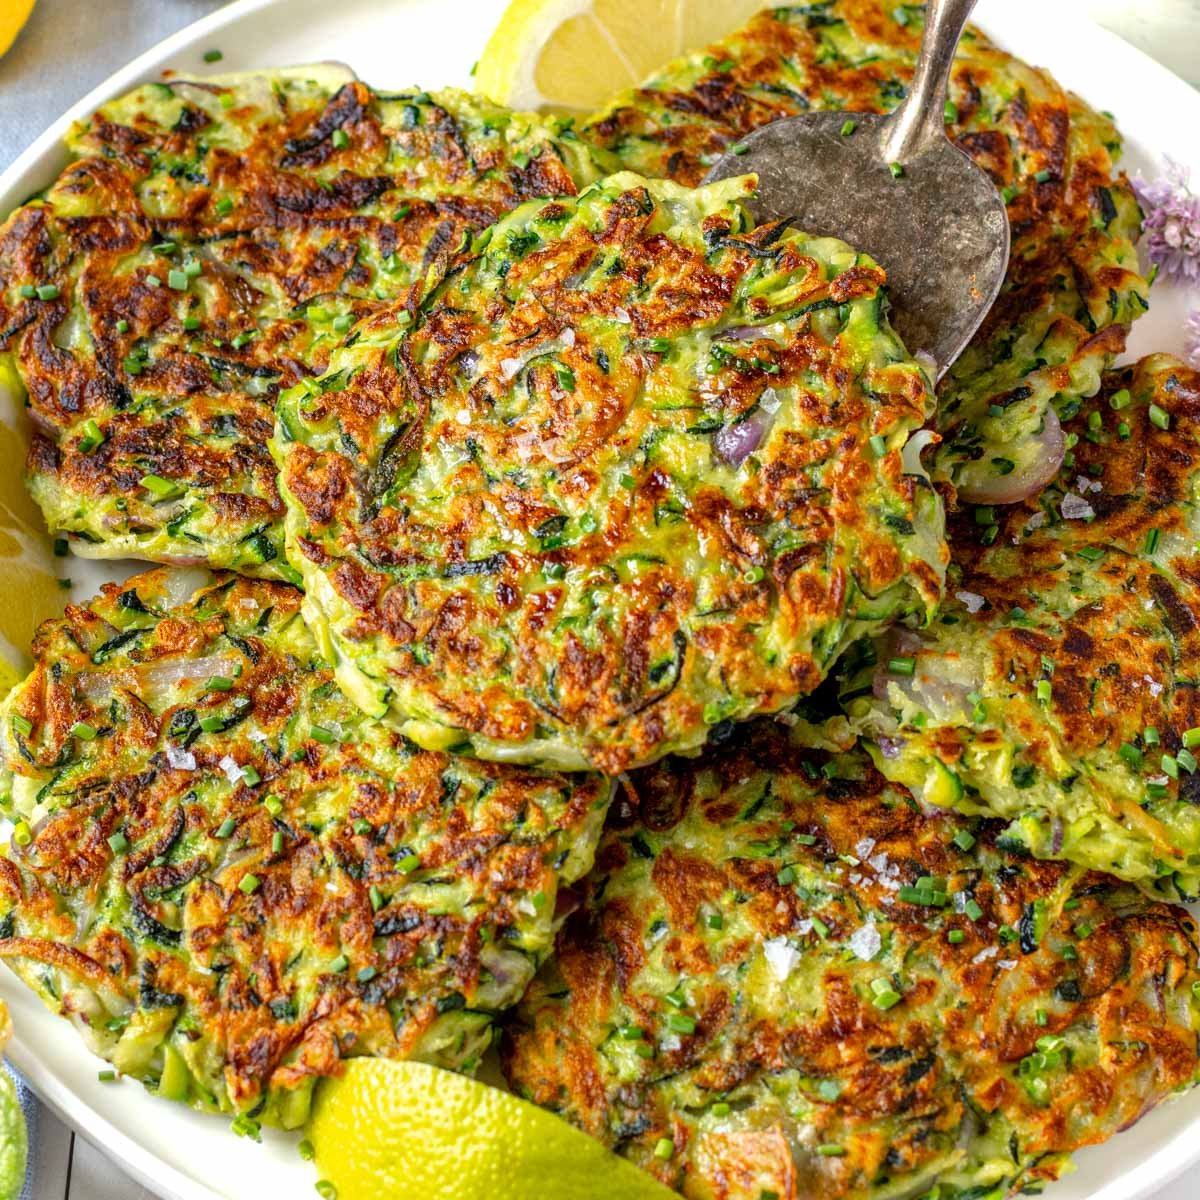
[115,318,130,333]
[964,898,984,921]
[818,1144,847,1157]
[1118,741,1143,768]
[743,565,765,584]
[889,162,904,178]
[140,474,182,499]
[215,196,234,216]
[298,1140,315,1162]
[205,675,234,691]
[10,715,32,737]
[353,818,372,835]
[331,129,350,149]
[1179,748,1197,774]
[369,884,384,911]
[777,865,796,885]
[183,315,201,331]
[666,1013,696,1035]
[18,284,35,298]
[554,364,576,393]
[264,795,283,816]
[214,818,237,839]
[619,473,637,490]
[98,1070,117,1083]
[947,929,965,944]
[840,119,857,137]
[329,954,348,973]
[203,48,223,62]
[1035,679,1052,704]
[145,274,161,288]
[107,831,128,853]
[1143,528,1161,555]
[310,725,337,744]
[239,873,261,895]
[1162,753,1179,780]
[1144,727,1160,746]
[12,820,31,846]
[35,284,60,301]
[167,269,189,291]
[315,1182,338,1200]
[395,852,420,873]
[711,1102,731,1117]
[944,99,958,122]
[1109,387,1130,410]
[79,419,105,453]
[1149,403,1170,430]
[1034,169,1051,183]
[1182,728,1200,749]
[199,715,225,732]
[357,966,378,983]
[707,912,724,930]
[271,831,283,855]
[71,721,98,740]
[730,141,749,156]
[951,829,975,851]
[654,1138,675,1160]
[869,434,887,456]
[888,656,916,676]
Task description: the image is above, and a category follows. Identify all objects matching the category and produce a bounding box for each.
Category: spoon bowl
[704,0,1009,376]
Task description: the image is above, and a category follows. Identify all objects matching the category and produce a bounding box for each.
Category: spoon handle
[883,0,978,163]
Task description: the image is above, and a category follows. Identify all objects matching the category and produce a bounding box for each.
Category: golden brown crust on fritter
[0,568,607,1127]
[275,174,944,772]
[0,75,585,573]
[505,722,1200,1199]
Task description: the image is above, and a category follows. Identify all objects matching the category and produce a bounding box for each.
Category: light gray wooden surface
[0,1,1197,1198]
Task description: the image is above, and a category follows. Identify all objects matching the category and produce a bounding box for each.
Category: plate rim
[0,2,1198,1198]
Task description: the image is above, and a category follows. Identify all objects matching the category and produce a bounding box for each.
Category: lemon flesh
[0,0,34,59]
[474,0,768,111]
[309,1059,677,1200]
[0,367,68,695]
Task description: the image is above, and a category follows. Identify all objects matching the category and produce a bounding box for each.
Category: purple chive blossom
[1187,308,1200,370]
[1133,160,1200,284]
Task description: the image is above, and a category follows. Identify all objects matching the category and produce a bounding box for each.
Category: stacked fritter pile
[0,2,1196,1197]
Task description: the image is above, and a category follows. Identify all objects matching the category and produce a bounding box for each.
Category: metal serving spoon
[705,0,1009,377]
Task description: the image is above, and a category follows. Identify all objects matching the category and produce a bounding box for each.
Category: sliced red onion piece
[714,410,772,466]
[956,408,1065,505]
[901,428,937,478]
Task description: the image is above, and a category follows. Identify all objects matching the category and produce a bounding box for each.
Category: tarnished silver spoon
[704,0,1009,377]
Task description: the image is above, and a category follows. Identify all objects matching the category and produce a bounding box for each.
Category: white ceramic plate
[0,1,1198,1197]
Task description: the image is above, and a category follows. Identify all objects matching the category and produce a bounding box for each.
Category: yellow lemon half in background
[309,1059,678,1200]
[0,363,68,696]
[0,0,35,60]
[473,0,768,112]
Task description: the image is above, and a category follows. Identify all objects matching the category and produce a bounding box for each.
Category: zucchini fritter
[504,721,1200,1200]
[273,172,945,773]
[0,70,591,575]
[847,355,1200,900]
[0,568,608,1128]
[579,0,1148,499]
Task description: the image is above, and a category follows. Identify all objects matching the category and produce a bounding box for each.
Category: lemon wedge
[0,0,35,60]
[309,1059,677,1200]
[0,362,68,695]
[473,0,768,112]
